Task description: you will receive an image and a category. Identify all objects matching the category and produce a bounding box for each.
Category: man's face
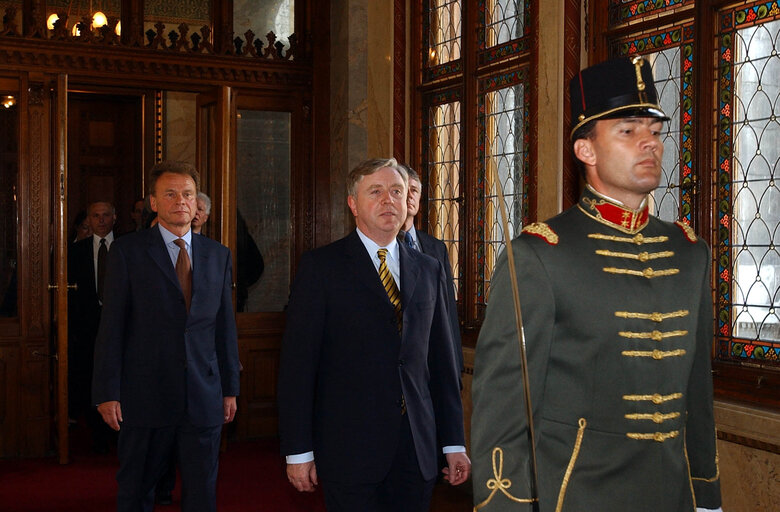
[150,172,197,232]
[131,199,144,225]
[347,166,407,245]
[88,202,116,238]
[407,177,421,219]
[576,117,664,207]
[192,198,210,230]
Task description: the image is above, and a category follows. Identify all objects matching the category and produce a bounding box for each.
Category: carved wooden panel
[0,344,20,456]
[236,330,283,439]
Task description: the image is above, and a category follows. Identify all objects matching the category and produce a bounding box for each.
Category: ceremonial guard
[471,57,722,512]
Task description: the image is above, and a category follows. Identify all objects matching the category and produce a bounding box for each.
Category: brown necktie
[173,239,192,312]
[377,248,402,330]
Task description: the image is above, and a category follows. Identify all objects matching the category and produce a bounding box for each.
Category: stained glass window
[426,0,462,68]
[419,1,531,325]
[485,0,526,47]
[717,8,780,366]
[613,25,693,224]
[478,71,529,303]
[425,95,462,296]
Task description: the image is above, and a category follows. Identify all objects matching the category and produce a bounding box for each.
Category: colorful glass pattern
[423,88,463,298]
[614,25,693,225]
[476,69,530,304]
[608,0,692,27]
[424,0,462,82]
[716,2,780,366]
[477,0,530,65]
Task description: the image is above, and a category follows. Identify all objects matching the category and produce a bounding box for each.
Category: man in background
[68,201,116,453]
[191,192,211,235]
[398,165,463,374]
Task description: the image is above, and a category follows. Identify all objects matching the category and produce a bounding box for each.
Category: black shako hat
[570,56,669,139]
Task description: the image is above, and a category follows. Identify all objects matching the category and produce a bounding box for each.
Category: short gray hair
[197,192,212,215]
[346,158,407,198]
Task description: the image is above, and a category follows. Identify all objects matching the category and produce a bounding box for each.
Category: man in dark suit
[278,158,470,512]
[68,200,116,452]
[92,161,240,512]
[398,165,463,374]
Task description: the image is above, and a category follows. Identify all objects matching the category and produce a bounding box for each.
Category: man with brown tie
[68,200,116,453]
[278,158,470,512]
[92,161,240,512]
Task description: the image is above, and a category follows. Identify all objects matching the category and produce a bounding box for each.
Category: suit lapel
[345,230,394,305]
[146,227,181,291]
[399,243,419,317]
[191,233,209,299]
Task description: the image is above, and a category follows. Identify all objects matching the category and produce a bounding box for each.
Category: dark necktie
[97,238,107,303]
[173,239,192,312]
[404,230,416,250]
[377,248,402,330]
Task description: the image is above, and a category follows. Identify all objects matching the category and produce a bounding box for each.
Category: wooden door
[0,72,55,459]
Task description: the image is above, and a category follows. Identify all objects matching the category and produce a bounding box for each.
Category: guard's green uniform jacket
[472,186,721,512]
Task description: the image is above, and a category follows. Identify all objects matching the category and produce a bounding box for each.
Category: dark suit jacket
[92,226,240,428]
[277,230,465,484]
[416,230,463,372]
[68,235,105,350]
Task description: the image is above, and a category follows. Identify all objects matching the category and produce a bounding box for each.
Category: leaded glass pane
[486,0,525,47]
[427,101,461,296]
[731,18,780,343]
[483,84,525,297]
[645,48,682,222]
[428,0,462,66]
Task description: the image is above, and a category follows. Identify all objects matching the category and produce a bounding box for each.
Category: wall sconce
[46,4,120,37]
[2,96,16,109]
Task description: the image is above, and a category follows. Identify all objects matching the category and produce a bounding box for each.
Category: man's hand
[287,461,318,492]
[442,452,471,486]
[223,396,237,423]
[96,401,122,431]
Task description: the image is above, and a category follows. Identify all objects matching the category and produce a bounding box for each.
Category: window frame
[412,0,536,341]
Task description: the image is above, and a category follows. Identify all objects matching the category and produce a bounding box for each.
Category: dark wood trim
[211,0,234,55]
[713,361,780,411]
[0,38,312,90]
[717,429,780,455]
[393,0,406,161]
[120,0,145,47]
[561,0,581,210]
[310,0,330,251]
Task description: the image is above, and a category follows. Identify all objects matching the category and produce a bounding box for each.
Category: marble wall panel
[163,91,197,165]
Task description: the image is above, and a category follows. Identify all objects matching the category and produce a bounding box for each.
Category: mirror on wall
[234,0,295,51]
[235,109,291,313]
[0,88,18,318]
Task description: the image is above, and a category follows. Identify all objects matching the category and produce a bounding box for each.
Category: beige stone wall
[714,401,780,512]
[163,91,197,165]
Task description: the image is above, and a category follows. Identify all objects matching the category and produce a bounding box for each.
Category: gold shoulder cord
[473,447,537,510]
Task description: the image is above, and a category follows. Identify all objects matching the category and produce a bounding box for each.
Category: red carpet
[0,439,327,511]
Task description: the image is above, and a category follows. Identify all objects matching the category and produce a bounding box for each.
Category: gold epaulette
[674,221,698,243]
[522,222,559,245]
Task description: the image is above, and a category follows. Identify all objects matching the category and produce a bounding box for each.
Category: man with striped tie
[278,158,470,511]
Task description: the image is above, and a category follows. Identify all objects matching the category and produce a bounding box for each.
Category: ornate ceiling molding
[0,37,311,89]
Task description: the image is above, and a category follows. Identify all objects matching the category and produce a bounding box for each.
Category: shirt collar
[92,231,114,247]
[158,223,192,247]
[356,227,400,262]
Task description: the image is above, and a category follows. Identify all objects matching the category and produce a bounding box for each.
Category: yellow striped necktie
[377,248,402,329]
